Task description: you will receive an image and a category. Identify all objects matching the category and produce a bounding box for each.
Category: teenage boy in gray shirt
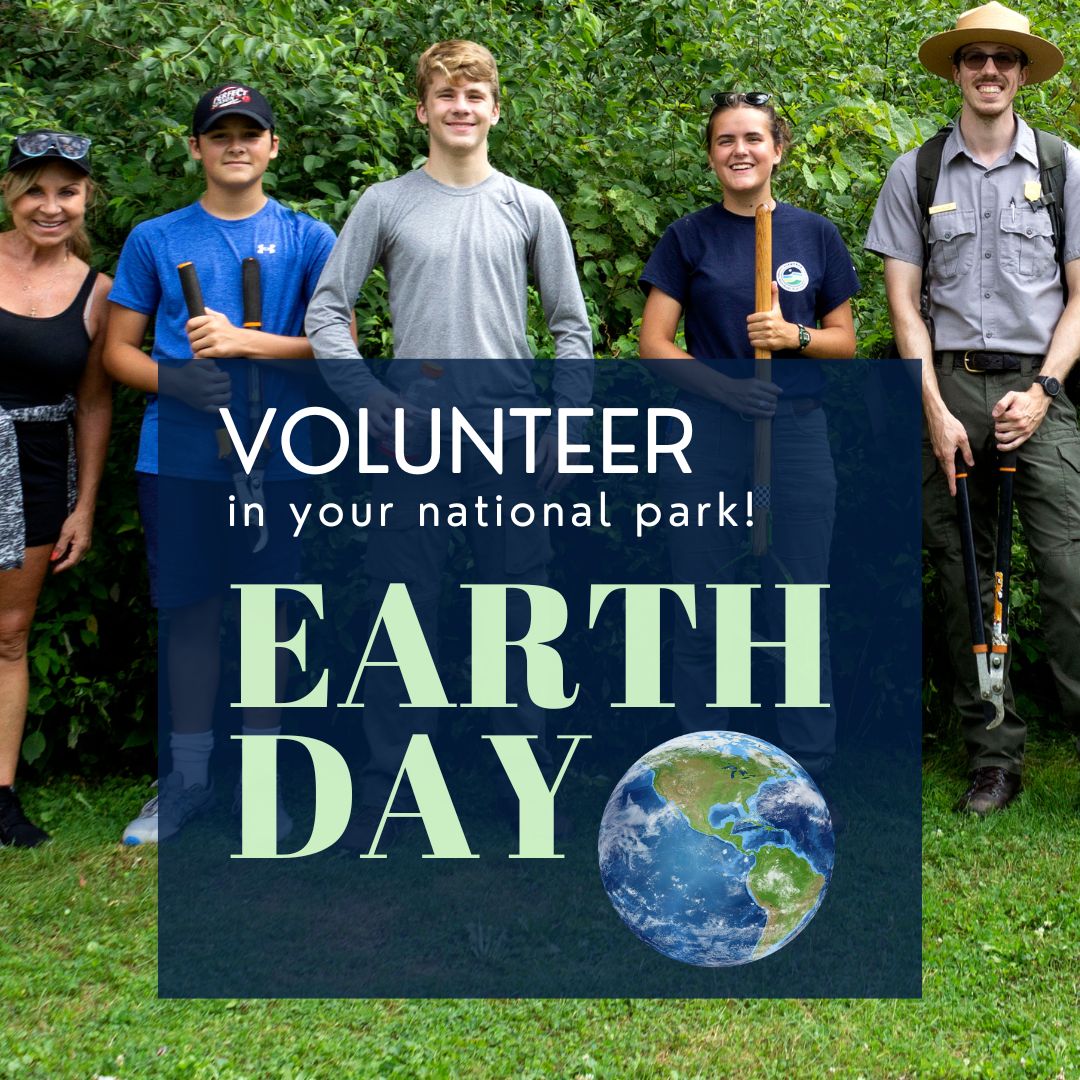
[306,40,593,452]
[305,39,594,847]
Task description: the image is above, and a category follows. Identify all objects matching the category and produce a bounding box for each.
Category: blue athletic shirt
[640,201,859,398]
[109,198,335,478]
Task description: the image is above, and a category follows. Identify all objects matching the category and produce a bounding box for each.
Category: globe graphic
[598,731,835,967]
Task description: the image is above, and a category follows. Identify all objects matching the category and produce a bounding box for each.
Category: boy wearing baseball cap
[104,83,338,844]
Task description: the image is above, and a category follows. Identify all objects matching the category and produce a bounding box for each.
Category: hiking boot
[0,785,50,848]
[957,767,1021,816]
[155,771,216,842]
[121,780,160,845]
[232,776,294,843]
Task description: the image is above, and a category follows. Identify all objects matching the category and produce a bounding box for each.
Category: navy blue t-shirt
[640,201,859,397]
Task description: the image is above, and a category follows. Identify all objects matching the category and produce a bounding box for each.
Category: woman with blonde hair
[0,130,111,846]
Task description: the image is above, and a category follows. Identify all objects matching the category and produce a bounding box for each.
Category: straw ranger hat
[918,1,1063,83]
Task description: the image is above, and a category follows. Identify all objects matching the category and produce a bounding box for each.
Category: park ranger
[866,2,1080,814]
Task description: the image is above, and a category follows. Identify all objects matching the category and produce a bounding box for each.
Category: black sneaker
[0,786,50,848]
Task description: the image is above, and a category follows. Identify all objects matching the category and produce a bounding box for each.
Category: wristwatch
[1033,374,1061,398]
[796,324,811,352]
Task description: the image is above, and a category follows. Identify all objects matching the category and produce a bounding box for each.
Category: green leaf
[21,730,46,765]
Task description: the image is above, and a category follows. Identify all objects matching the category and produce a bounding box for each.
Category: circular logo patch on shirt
[776,262,809,293]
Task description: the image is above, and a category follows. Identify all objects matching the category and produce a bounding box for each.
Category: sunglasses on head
[955,49,1025,72]
[711,92,772,108]
[15,131,92,161]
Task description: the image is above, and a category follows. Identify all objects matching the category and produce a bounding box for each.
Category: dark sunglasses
[956,49,1024,72]
[14,131,92,161]
[711,91,772,108]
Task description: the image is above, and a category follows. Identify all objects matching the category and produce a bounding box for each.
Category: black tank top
[0,267,98,409]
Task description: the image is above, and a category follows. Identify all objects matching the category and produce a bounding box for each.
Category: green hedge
[3,0,1077,771]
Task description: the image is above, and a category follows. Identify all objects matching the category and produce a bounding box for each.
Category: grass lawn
[2,741,1078,1079]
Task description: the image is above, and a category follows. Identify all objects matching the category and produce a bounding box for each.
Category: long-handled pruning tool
[953,448,1018,730]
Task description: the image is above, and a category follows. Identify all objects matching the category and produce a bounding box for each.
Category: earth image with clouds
[598,731,835,966]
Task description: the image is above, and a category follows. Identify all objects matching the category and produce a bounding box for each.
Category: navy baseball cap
[192,84,275,135]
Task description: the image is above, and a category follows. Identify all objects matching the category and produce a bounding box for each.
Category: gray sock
[170,730,214,789]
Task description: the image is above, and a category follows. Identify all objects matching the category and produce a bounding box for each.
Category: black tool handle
[242,257,262,329]
[177,261,206,318]
[954,450,986,650]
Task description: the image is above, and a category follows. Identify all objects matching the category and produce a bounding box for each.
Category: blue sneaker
[122,773,215,845]
[121,781,159,845]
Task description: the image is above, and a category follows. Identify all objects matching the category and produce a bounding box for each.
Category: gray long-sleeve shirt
[306,168,594,435]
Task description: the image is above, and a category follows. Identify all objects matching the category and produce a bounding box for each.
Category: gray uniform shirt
[865,116,1080,353]
[306,168,594,435]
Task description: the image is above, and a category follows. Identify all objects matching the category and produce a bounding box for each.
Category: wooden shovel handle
[754,203,773,363]
[752,203,773,556]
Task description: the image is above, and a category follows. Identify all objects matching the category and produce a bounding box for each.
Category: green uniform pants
[923,360,1080,773]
